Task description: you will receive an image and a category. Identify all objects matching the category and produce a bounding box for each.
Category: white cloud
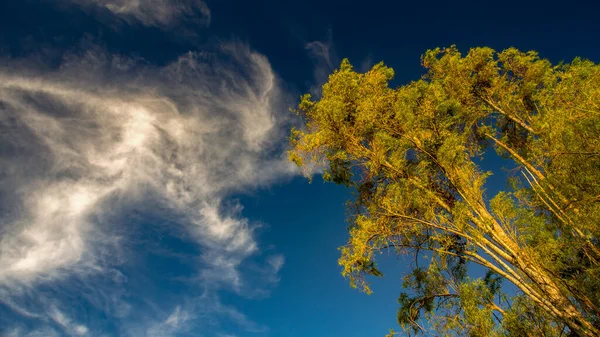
[70,0,211,27]
[146,306,191,337]
[48,306,90,336]
[4,327,62,337]
[197,294,267,333]
[267,254,285,272]
[0,41,295,334]
[122,294,266,337]
[1,302,88,337]
[305,40,334,71]
[305,31,339,96]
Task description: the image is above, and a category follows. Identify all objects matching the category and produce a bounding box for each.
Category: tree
[289,46,600,337]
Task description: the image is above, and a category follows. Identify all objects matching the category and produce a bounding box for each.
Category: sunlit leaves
[289,46,600,336]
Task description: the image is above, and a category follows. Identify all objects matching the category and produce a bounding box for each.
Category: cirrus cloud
[68,0,211,27]
[0,41,296,335]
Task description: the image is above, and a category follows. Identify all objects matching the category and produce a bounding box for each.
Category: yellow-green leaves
[289,46,600,337]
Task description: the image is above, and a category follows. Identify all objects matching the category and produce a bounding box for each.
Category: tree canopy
[289,46,600,337]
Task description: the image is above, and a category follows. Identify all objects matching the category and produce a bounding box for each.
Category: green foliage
[289,47,600,336]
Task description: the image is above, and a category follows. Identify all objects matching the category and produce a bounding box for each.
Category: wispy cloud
[4,327,62,337]
[0,41,295,335]
[69,0,211,27]
[145,306,191,337]
[305,30,340,96]
[48,306,90,336]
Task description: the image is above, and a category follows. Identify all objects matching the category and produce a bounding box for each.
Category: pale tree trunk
[451,165,599,337]
[481,202,598,337]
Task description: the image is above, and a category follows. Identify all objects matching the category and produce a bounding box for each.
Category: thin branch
[479,94,537,134]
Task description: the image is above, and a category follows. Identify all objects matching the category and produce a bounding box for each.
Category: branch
[479,94,537,134]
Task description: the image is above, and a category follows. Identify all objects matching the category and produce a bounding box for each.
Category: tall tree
[289,46,600,337]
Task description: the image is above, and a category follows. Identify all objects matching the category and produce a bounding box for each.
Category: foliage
[289,46,600,336]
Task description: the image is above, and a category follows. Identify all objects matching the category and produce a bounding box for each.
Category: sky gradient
[1,1,600,336]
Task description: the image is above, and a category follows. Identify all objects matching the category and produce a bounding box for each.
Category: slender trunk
[481,203,599,337]
[448,165,599,337]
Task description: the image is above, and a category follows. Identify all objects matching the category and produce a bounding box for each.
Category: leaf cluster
[289,46,600,336]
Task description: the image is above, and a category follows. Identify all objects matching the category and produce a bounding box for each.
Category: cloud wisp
[0,42,295,335]
[305,31,340,97]
[144,306,191,337]
[69,0,211,27]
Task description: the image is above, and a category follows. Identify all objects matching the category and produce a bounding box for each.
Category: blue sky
[0,1,599,336]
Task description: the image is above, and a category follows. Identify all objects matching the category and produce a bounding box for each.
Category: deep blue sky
[1,1,600,336]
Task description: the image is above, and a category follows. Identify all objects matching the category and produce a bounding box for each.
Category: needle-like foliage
[289,46,600,337]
